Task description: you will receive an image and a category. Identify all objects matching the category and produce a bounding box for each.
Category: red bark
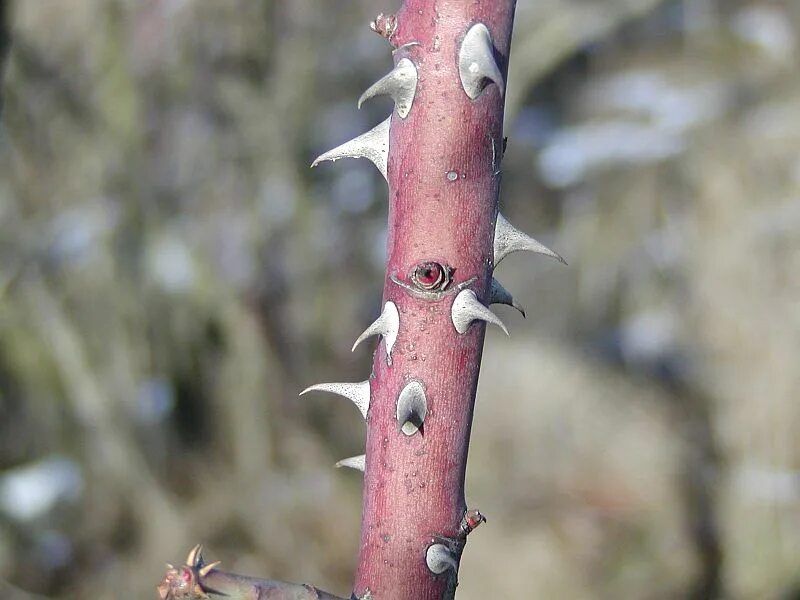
[354,2,517,599]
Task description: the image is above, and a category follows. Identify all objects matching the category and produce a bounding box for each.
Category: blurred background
[0,0,798,598]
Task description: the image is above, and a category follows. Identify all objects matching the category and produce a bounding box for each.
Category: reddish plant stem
[354,2,517,599]
[157,549,346,600]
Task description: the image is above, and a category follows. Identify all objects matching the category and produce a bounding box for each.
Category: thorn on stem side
[299,381,371,420]
[358,58,418,119]
[312,117,391,180]
[425,543,458,575]
[351,301,400,365]
[493,213,566,267]
[336,454,366,472]
[396,380,428,436]
[451,289,508,335]
[458,23,505,100]
[488,278,526,317]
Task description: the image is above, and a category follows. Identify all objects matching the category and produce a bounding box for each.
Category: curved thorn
[311,117,391,180]
[458,23,504,100]
[451,289,508,336]
[358,58,418,119]
[426,543,458,574]
[494,213,566,267]
[351,301,400,365]
[335,454,366,472]
[488,278,526,317]
[199,561,222,578]
[300,381,371,420]
[186,544,203,568]
[396,381,427,436]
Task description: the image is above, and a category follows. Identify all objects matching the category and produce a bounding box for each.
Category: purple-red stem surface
[354,2,517,599]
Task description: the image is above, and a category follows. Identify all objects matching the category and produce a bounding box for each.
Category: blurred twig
[20,271,188,558]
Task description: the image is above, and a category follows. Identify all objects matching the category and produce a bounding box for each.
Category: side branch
[157,545,346,600]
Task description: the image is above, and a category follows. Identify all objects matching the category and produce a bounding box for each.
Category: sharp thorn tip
[335,454,366,472]
[452,289,507,335]
[494,213,564,266]
[186,544,203,567]
[298,381,371,419]
[199,561,221,577]
[311,117,391,180]
[351,302,399,362]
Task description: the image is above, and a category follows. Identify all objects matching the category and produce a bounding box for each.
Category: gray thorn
[358,58,418,119]
[426,543,458,575]
[494,213,566,267]
[299,381,371,420]
[311,117,391,180]
[396,381,428,436]
[458,23,504,100]
[351,301,400,365]
[335,455,366,472]
[451,289,509,336]
[488,278,526,318]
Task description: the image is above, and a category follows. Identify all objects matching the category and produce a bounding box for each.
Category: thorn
[300,381,371,420]
[458,23,504,100]
[311,117,391,180]
[396,381,427,436]
[335,454,366,472]
[358,58,418,119]
[351,301,400,365]
[451,289,508,336]
[494,213,566,267]
[426,543,458,574]
[488,278,526,317]
[198,561,221,577]
[186,544,203,568]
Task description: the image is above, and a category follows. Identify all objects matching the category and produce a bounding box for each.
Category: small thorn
[488,278,526,317]
[199,561,221,577]
[311,117,391,180]
[186,544,203,568]
[458,23,504,100]
[494,213,566,267]
[451,289,508,335]
[396,381,427,436]
[300,381,371,420]
[351,301,400,365]
[358,58,418,119]
[335,454,366,472]
[426,543,458,574]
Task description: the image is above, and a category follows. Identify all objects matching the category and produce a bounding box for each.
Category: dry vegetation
[0,1,798,598]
